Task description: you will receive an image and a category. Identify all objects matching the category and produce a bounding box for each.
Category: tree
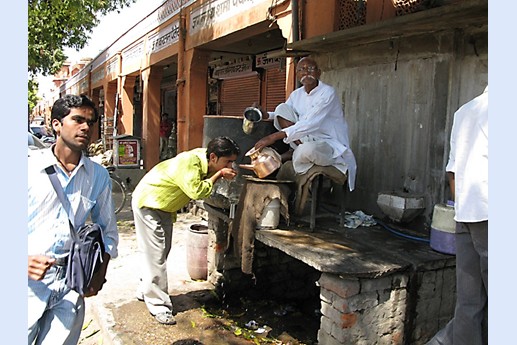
[28,79,39,114]
[28,0,135,77]
[28,0,136,113]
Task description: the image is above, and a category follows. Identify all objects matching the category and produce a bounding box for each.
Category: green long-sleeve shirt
[132,148,214,219]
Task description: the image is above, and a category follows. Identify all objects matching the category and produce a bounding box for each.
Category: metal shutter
[264,68,286,112]
[220,75,260,116]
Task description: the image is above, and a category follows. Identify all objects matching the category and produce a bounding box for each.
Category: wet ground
[78,203,320,345]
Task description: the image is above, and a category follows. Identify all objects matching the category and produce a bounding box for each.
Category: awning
[287,0,488,53]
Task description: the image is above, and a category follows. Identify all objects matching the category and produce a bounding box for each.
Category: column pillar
[177,48,210,152]
[141,66,163,170]
[120,75,136,135]
[104,82,118,150]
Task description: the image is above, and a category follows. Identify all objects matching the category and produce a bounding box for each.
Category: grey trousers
[132,198,174,315]
[426,221,488,345]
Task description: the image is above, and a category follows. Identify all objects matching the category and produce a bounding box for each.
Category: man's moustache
[300,75,316,83]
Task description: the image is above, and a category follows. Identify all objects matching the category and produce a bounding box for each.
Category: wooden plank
[255,225,454,277]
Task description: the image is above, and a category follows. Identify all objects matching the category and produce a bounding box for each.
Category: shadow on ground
[110,288,319,345]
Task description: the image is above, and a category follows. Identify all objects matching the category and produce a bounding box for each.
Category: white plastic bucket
[257,198,281,229]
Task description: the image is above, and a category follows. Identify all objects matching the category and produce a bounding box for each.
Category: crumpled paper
[343,210,377,228]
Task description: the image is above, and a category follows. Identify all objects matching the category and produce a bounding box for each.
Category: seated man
[253,57,357,198]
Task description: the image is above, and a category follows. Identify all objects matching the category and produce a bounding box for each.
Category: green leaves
[28,0,135,113]
[28,0,135,77]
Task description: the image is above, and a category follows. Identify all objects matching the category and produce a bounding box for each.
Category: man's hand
[28,255,55,280]
[219,167,237,180]
[254,131,286,151]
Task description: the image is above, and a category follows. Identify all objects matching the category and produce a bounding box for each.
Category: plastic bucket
[186,224,208,280]
[430,203,456,255]
[257,198,281,229]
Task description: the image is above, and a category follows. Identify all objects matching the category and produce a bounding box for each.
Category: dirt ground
[80,292,319,345]
[78,207,320,345]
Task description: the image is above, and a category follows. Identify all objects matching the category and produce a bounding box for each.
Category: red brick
[341,313,358,328]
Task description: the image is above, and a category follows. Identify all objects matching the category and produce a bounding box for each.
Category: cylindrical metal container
[430,203,456,255]
[256,198,281,229]
[242,107,263,134]
[203,115,288,166]
[187,224,209,280]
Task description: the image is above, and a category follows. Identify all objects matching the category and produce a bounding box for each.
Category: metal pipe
[203,202,231,224]
[292,0,299,43]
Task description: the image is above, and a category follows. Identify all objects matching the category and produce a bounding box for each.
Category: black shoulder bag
[46,166,106,296]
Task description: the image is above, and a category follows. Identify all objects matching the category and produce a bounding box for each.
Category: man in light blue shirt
[28,94,118,345]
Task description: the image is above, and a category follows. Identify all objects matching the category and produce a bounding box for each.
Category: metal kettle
[239,147,281,178]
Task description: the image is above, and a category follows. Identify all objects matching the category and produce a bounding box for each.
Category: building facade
[36,0,488,227]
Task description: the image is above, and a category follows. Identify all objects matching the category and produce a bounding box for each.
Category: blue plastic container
[430,203,456,255]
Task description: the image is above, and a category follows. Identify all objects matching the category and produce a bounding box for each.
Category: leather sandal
[153,311,176,325]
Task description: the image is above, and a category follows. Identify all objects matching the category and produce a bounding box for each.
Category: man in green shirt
[131,136,240,325]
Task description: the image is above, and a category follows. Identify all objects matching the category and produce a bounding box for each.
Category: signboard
[190,0,268,34]
[122,41,144,66]
[147,21,180,55]
[255,53,283,69]
[114,137,141,168]
[212,59,255,79]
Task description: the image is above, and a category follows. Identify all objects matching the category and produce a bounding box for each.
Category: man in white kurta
[254,57,357,191]
[426,86,488,345]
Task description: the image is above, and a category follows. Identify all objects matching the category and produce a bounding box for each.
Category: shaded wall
[316,26,488,228]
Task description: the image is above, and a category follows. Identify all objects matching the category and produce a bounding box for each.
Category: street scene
[28,1,488,344]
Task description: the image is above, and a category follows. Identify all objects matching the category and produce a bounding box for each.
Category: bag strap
[45,166,79,243]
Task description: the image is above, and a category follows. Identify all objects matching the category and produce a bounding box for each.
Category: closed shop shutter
[220,75,260,116]
[264,68,286,112]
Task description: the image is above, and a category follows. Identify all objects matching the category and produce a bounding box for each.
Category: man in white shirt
[427,86,488,345]
[253,57,356,191]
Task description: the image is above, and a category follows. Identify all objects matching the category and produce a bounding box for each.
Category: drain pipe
[292,0,299,43]
[291,0,301,88]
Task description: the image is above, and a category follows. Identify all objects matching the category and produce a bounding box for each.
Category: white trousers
[132,198,174,315]
[273,103,347,176]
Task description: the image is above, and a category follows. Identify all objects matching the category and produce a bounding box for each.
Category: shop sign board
[255,53,283,69]
[147,21,180,55]
[122,41,144,67]
[114,136,141,168]
[212,59,254,79]
[91,68,105,86]
[190,0,268,34]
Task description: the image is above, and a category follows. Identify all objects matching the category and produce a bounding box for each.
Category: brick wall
[204,211,456,345]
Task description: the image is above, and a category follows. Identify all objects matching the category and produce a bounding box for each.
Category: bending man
[132,136,239,325]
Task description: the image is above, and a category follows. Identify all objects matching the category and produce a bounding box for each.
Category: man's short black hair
[51,94,99,124]
[206,136,240,159]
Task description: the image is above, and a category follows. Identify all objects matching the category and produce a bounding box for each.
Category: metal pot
[242,107,263,135]
[239,147,281,178]
[203,115,278,166]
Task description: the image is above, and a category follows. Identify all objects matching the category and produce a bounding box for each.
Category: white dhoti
[272,103,349,176]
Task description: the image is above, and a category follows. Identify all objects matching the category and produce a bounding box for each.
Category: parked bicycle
[107,166,128,214]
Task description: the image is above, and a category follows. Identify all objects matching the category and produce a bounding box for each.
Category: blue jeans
[28,265,85,345]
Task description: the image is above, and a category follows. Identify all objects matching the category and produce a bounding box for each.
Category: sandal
[153,311,176,325]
